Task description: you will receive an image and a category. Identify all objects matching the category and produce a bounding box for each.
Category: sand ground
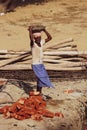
[0,78,87,130]
[0,0,87,51]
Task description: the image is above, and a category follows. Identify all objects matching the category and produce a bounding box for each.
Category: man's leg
[37,86,42,93]
[37,78,42,93]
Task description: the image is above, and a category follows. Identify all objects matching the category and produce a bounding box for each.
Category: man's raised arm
[43,28,52,43]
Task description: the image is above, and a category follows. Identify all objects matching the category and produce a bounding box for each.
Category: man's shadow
[7,79,35,94]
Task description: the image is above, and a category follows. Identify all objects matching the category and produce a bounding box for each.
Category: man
[28,26,54,94]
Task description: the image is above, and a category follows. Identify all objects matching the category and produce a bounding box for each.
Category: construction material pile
[0,38,87,71]
[0,92,64,120]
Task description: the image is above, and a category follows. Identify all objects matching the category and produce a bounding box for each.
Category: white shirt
[31,40,45,64]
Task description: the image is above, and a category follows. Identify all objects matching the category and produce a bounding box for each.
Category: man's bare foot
[34,91,40,95]
[29,91,40,96]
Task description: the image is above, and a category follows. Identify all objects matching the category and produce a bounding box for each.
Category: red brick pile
[0,92,64,120]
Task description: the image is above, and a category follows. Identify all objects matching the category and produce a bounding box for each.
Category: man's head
[33,32,41,44]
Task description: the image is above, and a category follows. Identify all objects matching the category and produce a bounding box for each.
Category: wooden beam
[0,51,31,68]
[44,38,74,50]
[0,63,85,71]
[44,51,87,55]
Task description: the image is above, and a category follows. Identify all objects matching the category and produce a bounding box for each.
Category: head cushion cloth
[33,32,41,38]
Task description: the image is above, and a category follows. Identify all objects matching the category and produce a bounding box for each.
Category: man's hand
[42,27,46,32]
[28,26,32,31]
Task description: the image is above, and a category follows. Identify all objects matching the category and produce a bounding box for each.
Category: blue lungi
[32,64,54,88]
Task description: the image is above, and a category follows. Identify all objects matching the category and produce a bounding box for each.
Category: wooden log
[17,59,32,64]
[7,50,29,55]
[53,56,85,62]
[44,55,62,60]
[43,59,70,63]
[53,44,77,49]
[55,62,86,67]
[46,43,77,51]
[57,57,84,62]
[56,46,77,51]
[0,51,31,68]
[0,64,86,71]
[44,38,74,50]
[0,64,31,70]
[45,64,86,71]
[0,55,32,62]
[0,50,8,54]
[0,64,85,71]
[44,51,77,56]
[50,43,76,50]
[46,44,77,51]
[0,50,30,55]
[44,59,86,66]
[0,54,20,59]
[16,56,32,62]
[44,51,87,56]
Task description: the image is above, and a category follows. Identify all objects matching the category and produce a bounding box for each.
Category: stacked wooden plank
[0,38,87,71]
